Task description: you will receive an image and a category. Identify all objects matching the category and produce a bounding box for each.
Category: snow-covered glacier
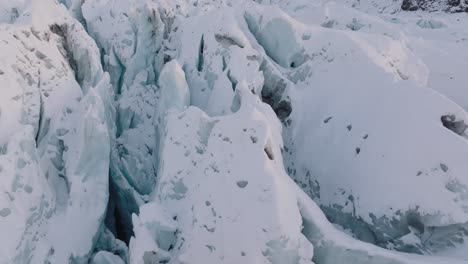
[1,0,468,263]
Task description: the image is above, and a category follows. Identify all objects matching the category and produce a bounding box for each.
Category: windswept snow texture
[1,0,468,263]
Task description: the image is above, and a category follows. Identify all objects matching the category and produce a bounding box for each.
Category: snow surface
[1,0,468,263]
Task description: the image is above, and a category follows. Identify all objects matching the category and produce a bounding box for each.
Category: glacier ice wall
[0,1,114,262]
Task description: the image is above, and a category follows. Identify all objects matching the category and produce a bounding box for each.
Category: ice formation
[1,0,468,263]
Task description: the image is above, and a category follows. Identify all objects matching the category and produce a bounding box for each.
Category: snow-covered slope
[267,0,468,257]
[1,0,468,263]
[0,1,116,262]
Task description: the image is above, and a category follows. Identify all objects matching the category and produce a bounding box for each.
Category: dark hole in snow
[237,180,248,188]
[49,24,66,38]
[416,171,423,176]
[227,70,237,91]
[264,144,274,160]
[440,163,449,172]
[347,124,352,131]
[355,147,361,155]
[0,70,4,75]
[323,116,332,123]
[214,34,244,48]
[35,50,47,60]
[250,136,258,144]
[197,34,205,72]
[221,56,228,72]
[275,100,292,120]
[164,54,171,64]
[241,251,246,256]
[204,224,215,232]
[441,114,468,137]
[363,134,369,139]
[206,245,215,253]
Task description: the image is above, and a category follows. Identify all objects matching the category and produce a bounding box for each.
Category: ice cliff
[1,0,468,263]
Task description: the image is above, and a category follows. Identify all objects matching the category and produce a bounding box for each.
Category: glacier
[1,0,468,263]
